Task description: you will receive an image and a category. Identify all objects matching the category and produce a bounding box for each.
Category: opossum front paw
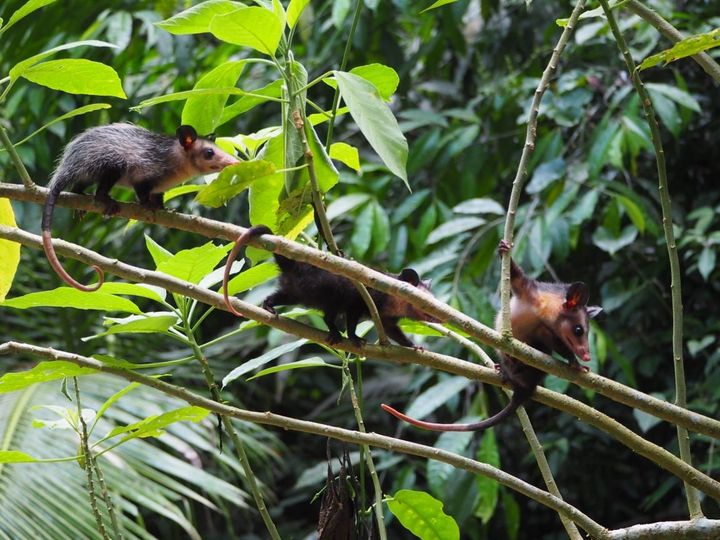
[261,302,276,315]
[327,331,343,345]
[102,200,120,216]
[498,239,512,255]
[349,335,366,347]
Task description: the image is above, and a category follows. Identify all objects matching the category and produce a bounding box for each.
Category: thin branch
[2,228,720,501]
[1,342,609,539]
[0,125,36,189]
[598,0,701,519]
[499,0,587,336]
[91,453,124,540]
[430,324,583,540]
[3,223,720,445]
[73,378,110,540]
[625,0,720,82]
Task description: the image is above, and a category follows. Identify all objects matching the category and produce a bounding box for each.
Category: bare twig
[598,0,702,519]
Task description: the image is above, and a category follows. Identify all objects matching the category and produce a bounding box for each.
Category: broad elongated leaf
[155,0,239,34]
[452,198,505,215]
[108,406,210,442]
[303,122,338,192]
[84,313,179,341]
[698,247,716,280]
[475,430,500,523]
[1,288,141,313]
[21,59,126,98]
[334,71,408,185]
[182,60,247,134]
[427,217,485,244]
[404,377,471,420]
[145,234,173,266]
[247,357,335,380]
[639,28,720,71]
[10,40,117,80]
[92,383,140,431]
[0,199,20,301]
[329,142,360,171]
[287,0,310,28]
[226,261,279,296]
[156,242,229,284]
[0,450,39,463]
[592,225,638,255]
[132,87,262,111]
[387,490,460,540]
[195,160,276,207]
[223,339,308,387]
[324,64,400,101]
[0,362,96,393]
[0,0,57,34]
[209,6,283,55]
[218,79,284,127]
[96,282,165,302]
[614,194,645,234]
[427,431,474,498]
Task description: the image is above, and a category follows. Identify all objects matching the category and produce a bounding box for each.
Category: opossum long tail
[41,184,104,292]
[222,225,272,317]
[381,385,535,432]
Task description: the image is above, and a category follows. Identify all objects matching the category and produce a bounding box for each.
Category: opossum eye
[573,325,584,337]
[203,148,215,160]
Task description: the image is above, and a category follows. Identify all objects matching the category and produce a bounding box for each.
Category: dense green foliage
[1,0,719,538]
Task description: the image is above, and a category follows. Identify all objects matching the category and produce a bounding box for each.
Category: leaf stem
[0,123,36,188]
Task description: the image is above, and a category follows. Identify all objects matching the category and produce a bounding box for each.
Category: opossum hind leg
[94,165,125,216]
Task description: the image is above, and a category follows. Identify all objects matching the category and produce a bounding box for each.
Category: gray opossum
[42,123,239,291]
[382,240,602,431]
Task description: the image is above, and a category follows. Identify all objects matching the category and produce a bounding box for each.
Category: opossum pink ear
[564,282,589,310]
[176,125,197,151]
[398,268,420,286]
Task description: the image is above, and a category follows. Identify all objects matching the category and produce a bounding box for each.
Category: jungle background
[0,0,719,538]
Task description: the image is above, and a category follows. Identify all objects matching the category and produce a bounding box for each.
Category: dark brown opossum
[382,240,602,431]
[222,225,439,347]
[42,123,239,291]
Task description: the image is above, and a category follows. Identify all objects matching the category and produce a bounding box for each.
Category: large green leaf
[182,60,247,134]
[287,0,310,28]
[247,357,335,381]
[474,430,500,524]
[155,0,239,34]
[223,339,308,387]
[324,63,400,101]
[195,160,276,207]
[404,377,471,420]
[1,287,141,313]
[639,28,720,71]
[132,87,260,111]
[334,71,408,185]
[0,450,39,463]
[426,431,474,498]
[226,261,279,296]
[218,79,284,127]
[387,489,460,540]
[209,6,283,55]
[0,199,20,302]
[0,362,96,393]
[107,406,210,442]
[20,59,126,98]
[329,142,360,171]
[85,313,179,340]
[9,40,117,80]
[0,0,57,34]
[156,242,229,284]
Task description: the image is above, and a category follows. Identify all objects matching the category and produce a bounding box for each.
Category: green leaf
[9,40,117,80]
[144,235,173,267]
[0,0,57,34]
[592,225,638,255]
[20,59,126,98]
[218,79,284,127]
[387,490,460,540]
[0,361,96,393]
[647,88,680,136]
[350,203,374,258]
[427,217,485,244]
[329,142,360,171]
[155,0,239,34]
[226,261,279,296]
[223,339,308,387]
[405,377,471,420]
[326,193,372,221]
[0,199,20,301]
[247,357,334,380]
[589,117,620,178]
[0,451,39,463]
[474,430,500,523]
[303,123,339,192]
[156,242,229,284]
[427,431,474,498]
[639,28,720,71]
[195,160,276,207]
[96,282,165,303]
[287,0,310,28]
[85,313,179,340]
[421,0,460,13]
[1,288,141,313]
[698,247,716,280]
[502,491,521,540]
[132,86,262,111]
[615,194,645,233]
[249,134,286,233]
[209,6,283,55]
[182,60,247,135]
[334,71,408,186]
[92,383,140,431]
[452,198,504,215]
[372,203,391,254]
[325,64,400,101]
[526,158,565,194]
[108,406,210,442]
[11,104,111,148]
[645,83,701,113]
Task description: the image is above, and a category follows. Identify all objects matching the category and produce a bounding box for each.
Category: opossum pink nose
[581,352,591,362]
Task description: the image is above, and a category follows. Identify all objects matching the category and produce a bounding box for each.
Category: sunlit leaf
[0,0,57,34]
[226,261,279,296]
[155,0,239,34]
[1,288,141,313]
[0,451,39,463]
[247,357,335,380]
[9,40,117,80]
[421,0,460,13]
[20,59,126,98]
[108,406,210,442]
[329,142,360,171]
[0,362,96,393]
[182,60,246,134]
[209,6,283,55]
[195,160,276,207]
[639,28,720,71]
[0,199,20,301]
[156,242,230,284]
[387,490,460,540]
[287,0,310,28]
